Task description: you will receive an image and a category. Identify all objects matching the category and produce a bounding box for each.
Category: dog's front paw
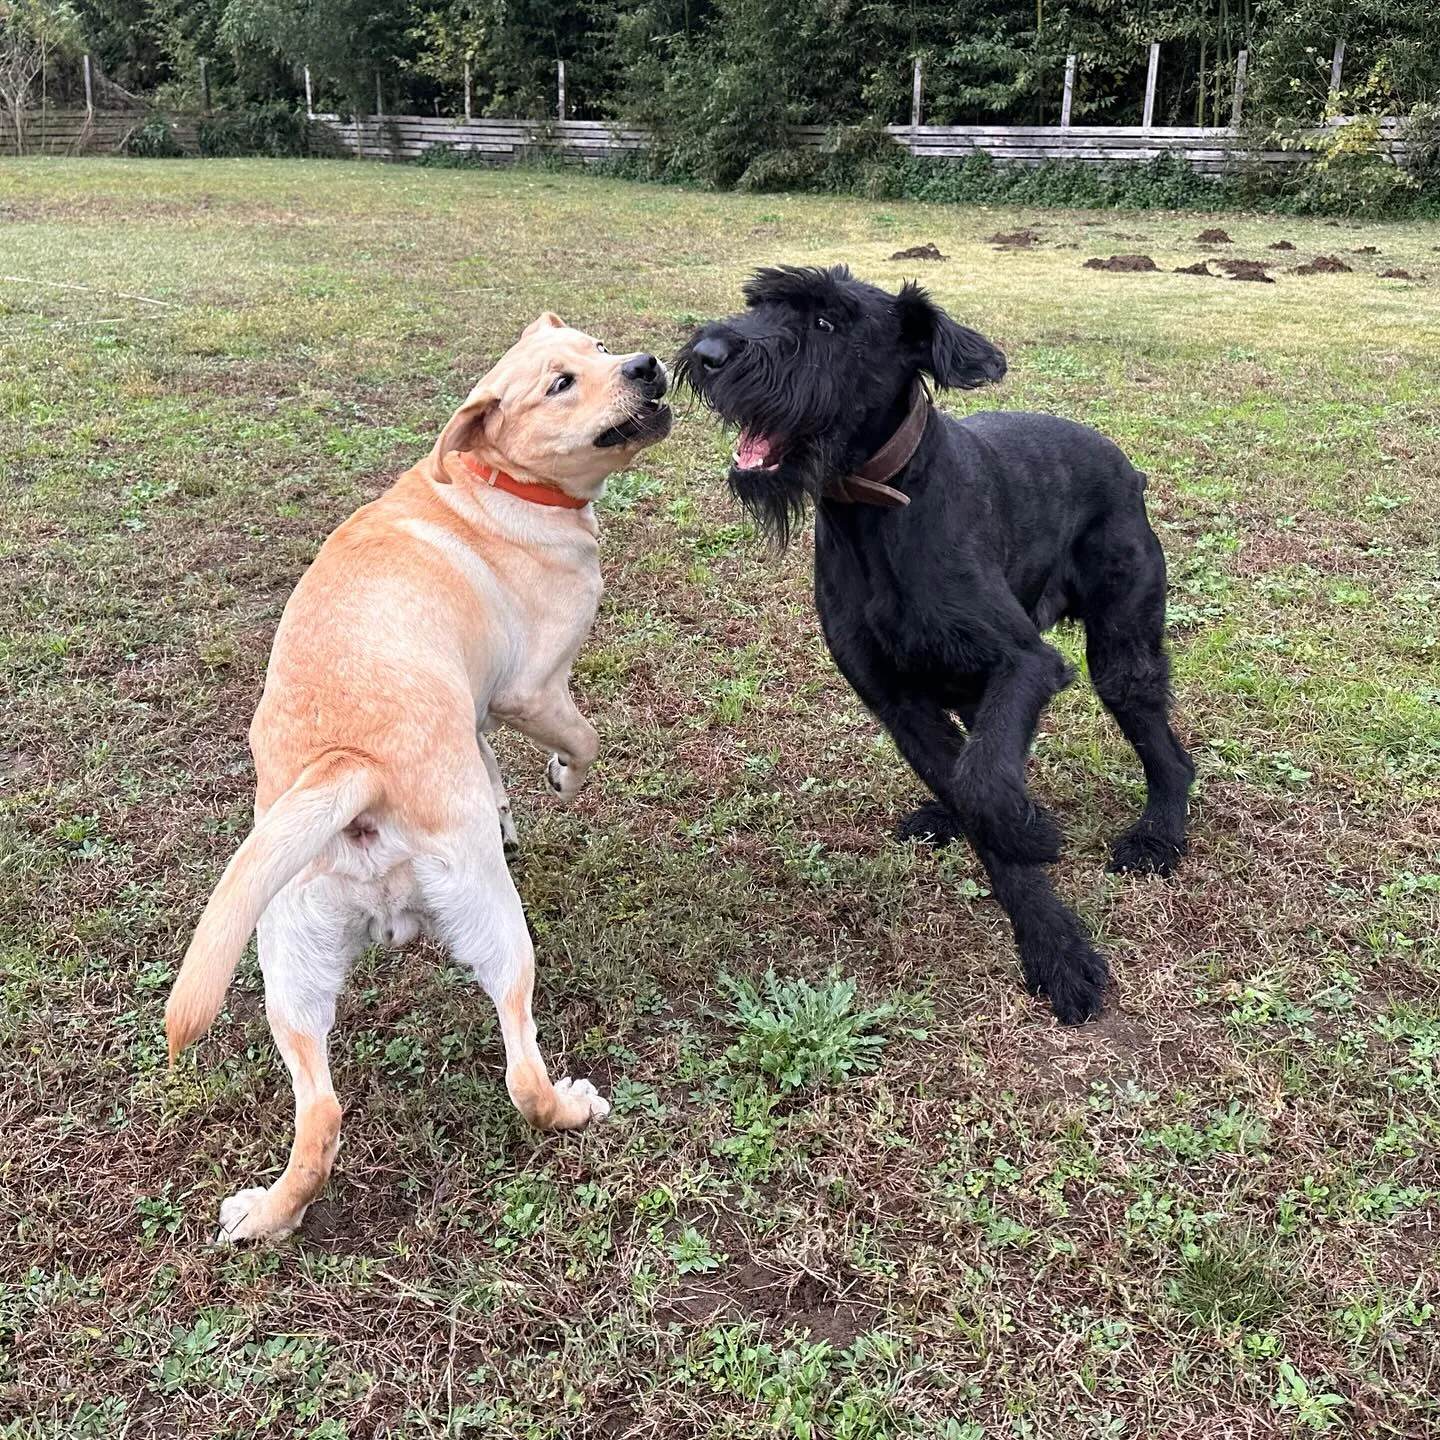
[1021,932,1110,1025]
[1042,940,1110,1025]
[895,798,966,848]
[544,754,567,800]
[1108,823,1184,877]
[551,1077,610,1129]
[215,1186,302,1246]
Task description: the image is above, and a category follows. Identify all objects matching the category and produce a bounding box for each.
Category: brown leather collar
[821,381,930,507]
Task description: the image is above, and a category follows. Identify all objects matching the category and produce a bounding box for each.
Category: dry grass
[1,158,1438,1438]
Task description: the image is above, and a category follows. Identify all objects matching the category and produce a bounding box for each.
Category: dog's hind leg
[215,880,360,1244]
[1080,532,1195,876]
[416,792,609,1133]
[477,729,519,854]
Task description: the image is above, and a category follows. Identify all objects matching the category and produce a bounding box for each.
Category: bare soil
[1083,254,1158,272]
[889,242,946,261]
[1294,255,1354,275]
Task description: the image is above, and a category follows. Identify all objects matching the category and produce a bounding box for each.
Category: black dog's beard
[726,461,811,549]
[673,345,852,547]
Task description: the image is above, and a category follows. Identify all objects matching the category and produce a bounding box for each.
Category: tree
[0,0,83,153]
[220,0,414,114]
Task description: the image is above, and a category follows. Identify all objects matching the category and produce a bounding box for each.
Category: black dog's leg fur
[948,643,1074,867]
[971,846,1109,1023]
[1076,522,1195,875]
[1090,630,1195,875]
[894,692,982,847]
[835,654,1107,1024]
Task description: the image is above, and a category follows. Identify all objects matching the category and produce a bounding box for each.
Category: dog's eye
[815,316,835,333]
[548,374,575,396]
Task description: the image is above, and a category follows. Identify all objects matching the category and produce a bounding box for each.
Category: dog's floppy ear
[431,383,499,481]
[897,281,1006,390]
[523,311,565,337]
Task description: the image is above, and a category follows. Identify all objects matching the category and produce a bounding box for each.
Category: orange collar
[451,452,590,509]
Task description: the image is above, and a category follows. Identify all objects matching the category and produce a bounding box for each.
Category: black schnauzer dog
[679,266,1194,1023]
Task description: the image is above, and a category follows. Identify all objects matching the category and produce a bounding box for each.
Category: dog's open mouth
[732,430,784,472]
[594,400,672,448]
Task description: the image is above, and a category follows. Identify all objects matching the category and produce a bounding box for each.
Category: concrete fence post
[1230,49,1248,127]
[1142,42,1160,130]
[1061,53,1076,128]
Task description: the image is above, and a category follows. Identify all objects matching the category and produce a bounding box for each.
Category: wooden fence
[0,107,1407,177]
[320,115,648,165]
[0,108,197,155]
[319,114,1318,174]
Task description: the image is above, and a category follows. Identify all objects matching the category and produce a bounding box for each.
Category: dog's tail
[165,752,383,1062]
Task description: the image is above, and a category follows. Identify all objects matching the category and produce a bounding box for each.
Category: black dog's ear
[897,281,1007,390]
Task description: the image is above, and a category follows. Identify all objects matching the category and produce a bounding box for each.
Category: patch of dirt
[659,1255,870,1346]
[1218,258,1274,284]
[1268,239,1296,250]
[1174,261,1214,276]
[1294,255,1353,275]
[1232,525,1367,577]
[1352,245,1379,254]
[1379,268,1416,280]
[300,1199,362,1247]
[1195,227,1232,244]
[1083,254,1157,272]
[0,749,36,780]
[988,228,1040,248]
[889,242,946,261]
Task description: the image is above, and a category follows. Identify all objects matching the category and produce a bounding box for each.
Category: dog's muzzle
[688,333,734,375]
[594,353,672,448]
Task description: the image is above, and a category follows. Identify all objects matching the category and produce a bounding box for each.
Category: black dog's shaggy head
[677,265,1006,542]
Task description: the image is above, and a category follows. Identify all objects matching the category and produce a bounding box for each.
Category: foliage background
[9,0,1436,130]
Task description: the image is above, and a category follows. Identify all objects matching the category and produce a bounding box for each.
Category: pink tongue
[736,431,776,469]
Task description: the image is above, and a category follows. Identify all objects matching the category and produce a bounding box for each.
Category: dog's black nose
[622,353,660,384]
[691,335,732,373]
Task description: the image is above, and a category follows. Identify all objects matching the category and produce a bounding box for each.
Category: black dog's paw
[895,799,966,847]
[1108,824,1185,877]
[1026,935,1110,1025]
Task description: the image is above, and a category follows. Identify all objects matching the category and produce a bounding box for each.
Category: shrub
[196,104,345,159]
[730,133,1230,212]
[416,143,486,168]
[1261,114,1420,216]
[1401,102,1440,195]
[123,112,185,158]
[639,47,792,189]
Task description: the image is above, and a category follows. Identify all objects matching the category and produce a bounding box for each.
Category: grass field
[2,158,1439,1439]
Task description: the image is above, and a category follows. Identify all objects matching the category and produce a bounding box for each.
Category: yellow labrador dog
[166,313,671,1243]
